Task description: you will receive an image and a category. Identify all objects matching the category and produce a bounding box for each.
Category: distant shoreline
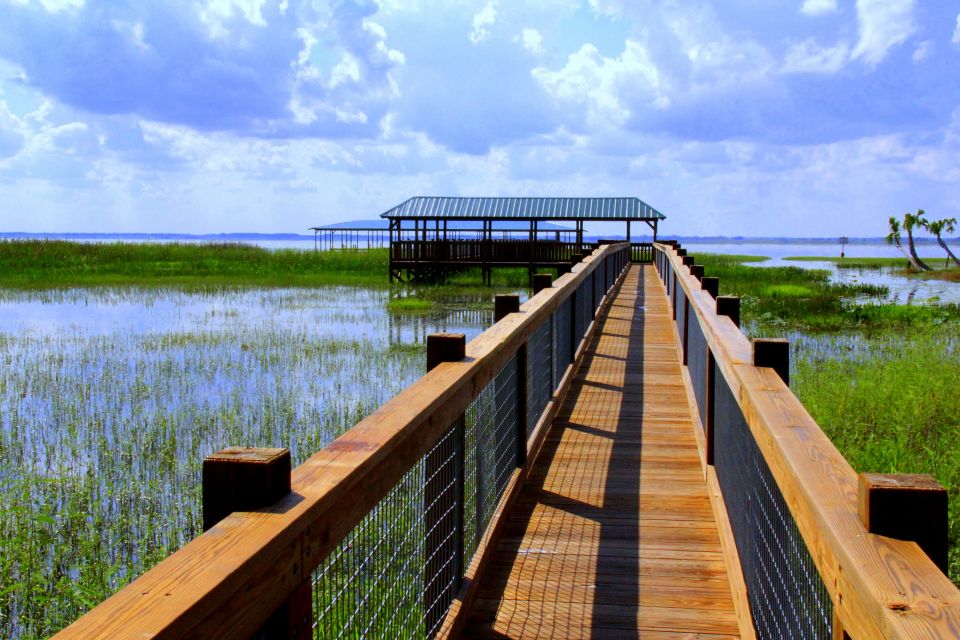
[0,231,953,245]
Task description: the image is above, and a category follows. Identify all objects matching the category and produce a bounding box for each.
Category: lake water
[684,242,959,305]
[0,284,501,638]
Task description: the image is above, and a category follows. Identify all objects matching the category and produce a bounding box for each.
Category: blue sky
[0,0,958,237]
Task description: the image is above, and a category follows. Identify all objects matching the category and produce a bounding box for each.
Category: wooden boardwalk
[462,265,741,639]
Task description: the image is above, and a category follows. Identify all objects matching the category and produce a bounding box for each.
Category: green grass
[784,255,960,281]
[694,253,960,583]
[693,253,932,332]
[792,327,960,581]
[0,240,391,288]
[386,297,435,313]
[784,256,911,267]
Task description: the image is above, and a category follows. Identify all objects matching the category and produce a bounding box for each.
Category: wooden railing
[390,239,590,264]
[53,243,632,639]
[654,242,960,640]
[630,241,653,263]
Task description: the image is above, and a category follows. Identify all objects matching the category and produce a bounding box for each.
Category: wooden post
[570,253,584,264]
[682,255,695,267]
[532,273,552,295]
[701,276,719,299]
[753,338,790,386]
[557,263,571,277]
[705,351,717,466]
[690,264,704,281]
[425,333,466,635]
[676,248,687,257]
[202,448,310,639]
[494,294,520,322]
[716,296,740,329]
[858,473,949,574]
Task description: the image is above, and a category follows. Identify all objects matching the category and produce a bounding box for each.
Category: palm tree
[886,216,928,271]
[902,210,932,270]
[924,217,960,267]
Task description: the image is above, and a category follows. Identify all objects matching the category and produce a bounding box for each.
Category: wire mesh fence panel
[713,361,833,640]
[573,284,585,348]
[312,456,427,640]
[312,421,463,640]
[526,319,553,436]
[584,272,594,324]
[686,309,708,432]
[675,285,687,360]
[555,297,572,384]
[464,354,520,559]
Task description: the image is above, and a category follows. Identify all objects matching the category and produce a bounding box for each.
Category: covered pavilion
[380,196,665,283]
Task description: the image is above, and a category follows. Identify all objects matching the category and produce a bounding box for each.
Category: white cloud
[519,28,544,55]
[851,0,916,66]
[469,3,497,44]
[533,39,666,129]
[587,0,622,17]
[800,0,837,16]
[912,40,932,63]
[199,0,268,39]
[782,39,850,74]
[953,14,960,46]
[9,0,84,12]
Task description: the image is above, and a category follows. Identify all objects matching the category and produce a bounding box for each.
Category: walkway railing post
[858,473,949,574]
[202,448,312,639]
[532,273,552,295]
[494,295,527,469]
[753,338,790,386]
[716,296,741,329]
[425,333,466,637]
[701,276,719,299]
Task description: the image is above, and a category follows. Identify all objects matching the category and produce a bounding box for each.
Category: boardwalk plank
[461,266,741,639]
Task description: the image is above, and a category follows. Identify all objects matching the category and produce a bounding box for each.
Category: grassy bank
[784,255,960,281]
[0,240,390,288]
[696,253,960,332]
[792,327,960,580]
[694,253,960,583]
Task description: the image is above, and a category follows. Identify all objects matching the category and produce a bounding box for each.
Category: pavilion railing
[52,243,631,640]
[654,242,960,640]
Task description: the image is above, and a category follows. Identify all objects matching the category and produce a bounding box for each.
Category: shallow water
[686,242,959,305]
[0,284,504,638]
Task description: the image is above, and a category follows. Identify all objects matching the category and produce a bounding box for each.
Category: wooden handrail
[655,242,960,640]
[52,243,630,640]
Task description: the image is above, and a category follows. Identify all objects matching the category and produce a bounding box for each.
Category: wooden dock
[462,265,741,638]
[53,243,960,640]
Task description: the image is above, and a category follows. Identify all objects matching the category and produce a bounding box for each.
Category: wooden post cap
[690,265,704,281]
[676,248,687,257]
[494,294,521,322]
[202,447,291,531]
[557,264,571,276]
[682,256,695,267]
[427,332,466,371]
[858,473,949,574]
[716,295,740,328]
[753,338,789,386]
[570,253,584,264]
[701,276,719,299]
[532,273,552,295]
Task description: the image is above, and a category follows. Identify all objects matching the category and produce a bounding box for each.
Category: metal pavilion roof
[379,197,665,221]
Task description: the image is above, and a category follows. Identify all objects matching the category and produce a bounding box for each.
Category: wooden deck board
[461,265,741,639]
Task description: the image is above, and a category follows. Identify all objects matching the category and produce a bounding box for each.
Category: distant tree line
[886,209,959,270]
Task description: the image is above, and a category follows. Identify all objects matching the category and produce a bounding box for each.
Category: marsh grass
[792,327,960,581]
[699,254,960,584]
[694,253,960,332]
[0,284,499,639]
[0,240,390,288]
